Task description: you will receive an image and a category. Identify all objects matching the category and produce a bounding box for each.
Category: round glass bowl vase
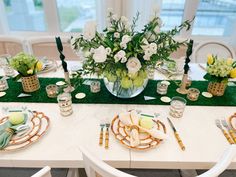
[103,77,148,99]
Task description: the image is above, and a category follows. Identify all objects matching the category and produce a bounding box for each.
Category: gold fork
[215,119,234,144]
[99,123,105,146]
[221,119,236,143]
[105,123,110,149]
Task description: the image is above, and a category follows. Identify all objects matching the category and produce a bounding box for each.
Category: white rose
[120,42,127,49]
[122,35,131,44]
[106,47,112,55]
[126,57,142,74]
[121,57,127,63]
[114,32,120,38]
[93,46,107,63]
[150,43,157,52]
[114,50,126,62]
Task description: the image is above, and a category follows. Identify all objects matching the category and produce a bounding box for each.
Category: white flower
[114,50,126,62]
[107,8,113,13]
[143,54,151,61]
[106,47,112,55]
[120,42,127,49]
[83,21,96,41]
[121,57,127,63]
[122,35,131,44]
[121,16,128,23]
[114,32,120,38]
[149,43,157,52]
[93,46,107,63]
[126,57,142,74]
[112,14,119,21]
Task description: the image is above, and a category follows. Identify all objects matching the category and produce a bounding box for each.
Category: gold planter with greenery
[21,74,40,93]
[204,54,236,96]
[207,81,227,96]
[10,52,43,93]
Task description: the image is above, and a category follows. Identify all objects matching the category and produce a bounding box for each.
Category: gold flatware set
[99,122,110,149]
[215,119,236,144]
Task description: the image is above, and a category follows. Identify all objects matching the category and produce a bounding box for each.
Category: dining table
[0,61,236,171]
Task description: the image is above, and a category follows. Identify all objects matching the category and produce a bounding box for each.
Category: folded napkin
[0,114,27,149]
[119,110,168,147]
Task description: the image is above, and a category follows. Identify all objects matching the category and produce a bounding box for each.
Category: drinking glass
[169,96,187,118]
[90,81,101,93]
[0,77,9,91]
[187,88,200,101]
[57,92,73,116]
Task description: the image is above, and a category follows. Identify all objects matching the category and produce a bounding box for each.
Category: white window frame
[0,0,235,49]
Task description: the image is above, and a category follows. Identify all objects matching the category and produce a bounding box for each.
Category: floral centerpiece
[10,52,43,92]
[71,10,192,98]
[204,54,236,96]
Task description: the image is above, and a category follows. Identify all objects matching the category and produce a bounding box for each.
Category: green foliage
[71,10,192,89]
[10,52,38,77]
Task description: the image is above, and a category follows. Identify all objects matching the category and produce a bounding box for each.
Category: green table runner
[1,77,236,106]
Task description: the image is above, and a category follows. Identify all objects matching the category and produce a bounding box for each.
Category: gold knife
[167,117,185,151]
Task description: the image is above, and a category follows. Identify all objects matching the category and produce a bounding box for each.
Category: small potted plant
[204,54,236,96]
[10,52,43,92]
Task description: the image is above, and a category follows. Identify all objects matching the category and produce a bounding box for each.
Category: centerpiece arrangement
[71,10,192,98]
[10,52,43,93]
[204,54,236,96]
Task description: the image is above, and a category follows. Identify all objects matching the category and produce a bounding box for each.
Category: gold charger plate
[111,115,166,150]
[0,111,50,151]
[229,113,236,131]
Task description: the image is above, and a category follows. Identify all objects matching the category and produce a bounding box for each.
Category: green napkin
[0,115,27,149]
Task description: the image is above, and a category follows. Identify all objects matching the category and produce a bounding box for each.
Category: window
[192,0,236,36]
[56,0,96,32]
[160,0,185,31]
[3,0,46,31]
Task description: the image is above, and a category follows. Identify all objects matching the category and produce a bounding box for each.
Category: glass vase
[103,77,148,99]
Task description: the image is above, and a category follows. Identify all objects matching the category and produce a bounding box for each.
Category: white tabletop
[0,62,236,169]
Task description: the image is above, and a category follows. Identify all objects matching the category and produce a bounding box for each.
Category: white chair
[198,144,236,177]
[31,166,52,177]
[80,145,236,177]
[192,41,236,63]
[27,36,80,60]
[80,146,136,177]
[32,166,79,177]
[0,35,25,56]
